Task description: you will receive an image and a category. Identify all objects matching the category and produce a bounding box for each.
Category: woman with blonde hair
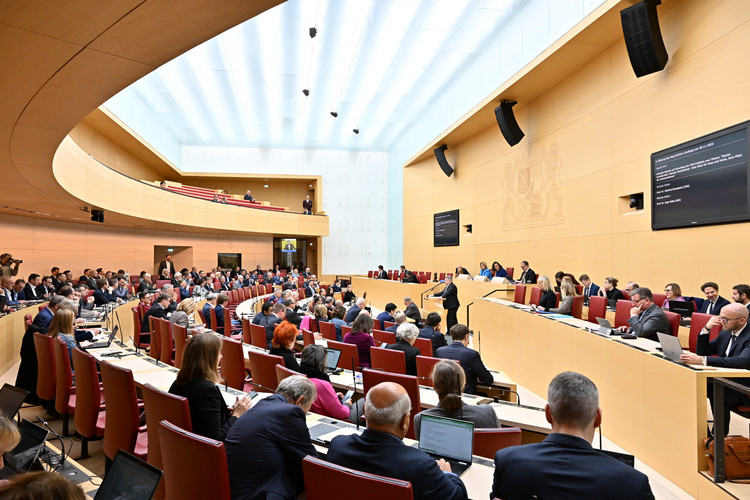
[549,281,577,315]
[478,262,491,279]
[170,297,202,334]
[535,276,557,311]
[48,309,77,361]
[0,417,21,472]
[169,333,250,440]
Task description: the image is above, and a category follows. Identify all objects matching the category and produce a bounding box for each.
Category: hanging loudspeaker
[621,0,668,77]
[433,145,453,177]
[494,100,524,147]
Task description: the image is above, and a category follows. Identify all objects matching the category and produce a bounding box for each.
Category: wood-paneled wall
[404,0,750,299]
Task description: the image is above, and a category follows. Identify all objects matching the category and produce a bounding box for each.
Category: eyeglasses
[664,289,672,293]
[631,297,646,304]
[720,316,741,322]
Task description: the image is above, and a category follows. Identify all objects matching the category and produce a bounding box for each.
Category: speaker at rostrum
[621,0,668,77]
[433,145,453,177]
[494,100,524,147]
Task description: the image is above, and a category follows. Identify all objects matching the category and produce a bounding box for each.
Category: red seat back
[614,299,633,328]
[415,355,440,387]
[172,324,188,369]
[571,295,584,319]
[133,307,149,349]
[384,321,396,330]
[220,337,247,391]
[247,351,284,392]
[326,340,360,371]
[149,316,161,361]
[53,337,74,416]
[142,383,191,474]
[664,310,681,337]
[587,296,607,324]
[275,364,298,386]
[159,421,231,500]
[341,325,352,337]
[249,323,267,349]
[318,321,337,341]
[241,318,251,344]
[159,318,174,365]
[529,287,542,306]
[413,338,432,357]
[689,312,722,353]
[363,369,420,439]
[33,332,56,401]
[367,271,374,278]
[301,328,315,346]
[513,285,526,305]
[373,330,396,345]
[370,348,406,375]
[473,427,522,459]
[71,347,104,439]
[302,455,413,500]
[100,360,144,460]
[209,307,222,336]
[652,293,667,308]
[505,267,515,280]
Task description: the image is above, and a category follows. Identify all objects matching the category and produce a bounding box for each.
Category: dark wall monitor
[434,210,459,247]
[652,121,750,230]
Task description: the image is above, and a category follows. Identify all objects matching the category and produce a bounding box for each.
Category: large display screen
[652,121,750,230]
[434,210,459,247]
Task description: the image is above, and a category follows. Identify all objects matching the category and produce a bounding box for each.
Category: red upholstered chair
[341,325,352,337]
[301,328,315,346]
[587,296,607,324]
[554,292,561,307]
[158,318,174,365]
[149,316,161,361]
[438,273,446,281]
[505,267,515,280]
[373,330,396,345]
[241,318,252,344]
[473,427,522,459]
[367,270,374,278]
[621,289,630,301]
[275,364,298,386]
[571,295,584,319]
[413,338,432,357]
[302,455,413,500]
[614,299,633,328]
[100,360,148,464]
[33,332,56,403]
[370,347,406,375]
[265,283,273,294]
[220,337,250,392]
[158,421,231,500]
[247,351,284,392]
[209,307,222,336]
[363,369,420,439]
[664,311,681,337]
[318,321,337,341]
[688,312,721,353]
[196,307,207,325]
[326,340,360,371]
[53,337,76,436]
[652,293,667,308]
[172,324,187,369]
[142,384,191,500]
[384,321,396,330]
[415,356,459,387]
[513,285,526,305]
[249,323,268,350]
[71,347,106,459]
[529,287,542,306]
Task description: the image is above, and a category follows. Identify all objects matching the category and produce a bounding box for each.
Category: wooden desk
[0,302,44,375]
[473,297,749,498]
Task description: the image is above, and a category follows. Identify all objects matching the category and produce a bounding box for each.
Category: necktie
[585,286,590,297]
[726,333,738,356]
[708,301,714,315]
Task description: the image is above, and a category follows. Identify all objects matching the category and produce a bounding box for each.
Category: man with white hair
[385,312,407,333]
[386,323,420,375]
[327,382,467,500]
[345,297,366,324]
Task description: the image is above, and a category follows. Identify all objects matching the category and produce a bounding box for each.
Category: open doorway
[153,246,193,277]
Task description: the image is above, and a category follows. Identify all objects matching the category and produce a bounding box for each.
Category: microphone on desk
[36,415,68,469]
[493,390,521,406]
[352,357,360,431]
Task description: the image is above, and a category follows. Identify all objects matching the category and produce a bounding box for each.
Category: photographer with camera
[0,254,21,278]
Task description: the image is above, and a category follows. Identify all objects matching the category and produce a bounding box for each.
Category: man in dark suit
[401,271,419,283]
[140,293,172,340]
[386,323,421,376]
[284,298,302,328]
[418,312,447,355]
[579,274,600,304]
[32,295,65,329]
[37,276,56,299]
[430,275,459,331]
[436,324,493,395]
[157,254,174,278]
[23,274,42,301]
[518,260,537,284]
[681,303,750,433]
[492,371,653,499]
[138,272,157,293]
[698,281,731,315]
[93,278,117,306]
[225,376,318,500]
[385,312,406,333]
[264,302,286,346]
[617,287,670,341]
[327,381,468,500]
[732,284,750,315]
[403,297,421,324]
[345,298,365,324]
[376,265,388,279]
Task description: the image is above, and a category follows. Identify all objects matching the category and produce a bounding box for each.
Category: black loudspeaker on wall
[494,100,524,147]
[620,0,668,78]
[433,145,453,177]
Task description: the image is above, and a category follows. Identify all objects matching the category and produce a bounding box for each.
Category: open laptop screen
[418,414,474,462]
[95,449,162,500]
[0,384,28,419]
[326,348,342,371]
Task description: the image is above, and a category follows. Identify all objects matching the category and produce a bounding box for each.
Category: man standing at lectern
[430,275,459,331]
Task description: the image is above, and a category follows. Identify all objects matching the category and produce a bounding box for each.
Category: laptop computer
[669,300,695,318]
[418,414,474,476]
[607,299,618,309]
[596,317,615,335]
[0,384,28,419]
[84,326,119,349]
[657,332,684,362]
[94,449,163,500]
[325,348,342,375]
[0,419,48,479]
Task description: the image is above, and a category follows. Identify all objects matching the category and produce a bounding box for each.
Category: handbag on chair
[705,436,750,482]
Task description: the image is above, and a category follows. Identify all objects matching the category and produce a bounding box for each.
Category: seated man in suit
[579,274,600,304]
[32,295,65,329]
[517,260,537,284]
[137,272,157,293]
[93,278,117,306]
[376,265,388,279]
[492,371,653,499]
[113,278,130,300]
[386,323,420,376]
[140,293,172,341]
[225,376,318,500]
[201,293,217,329]
[733,284,750,315]
[681,303,750,433]
[376,302,397,329]
[403,296,421,324]
[284,297,302,328]
[418,312,447,355]
[698,281,731,315]
[385,312,407,333]
[23,273,42,301]
[435,324,493,395]
[327,381,467,500]
[401,271,419,284]
[264,302,286,347]
[252,301,272,325]
[616,287,669,341]
[345,298,365,324]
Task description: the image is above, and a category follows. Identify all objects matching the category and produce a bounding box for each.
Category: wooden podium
[424,296,446,325]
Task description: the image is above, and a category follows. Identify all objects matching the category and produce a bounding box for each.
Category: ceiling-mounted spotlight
[352,129,359,134]
[309,27,317,38]
[302,89,310,96]
[330,111,338,118]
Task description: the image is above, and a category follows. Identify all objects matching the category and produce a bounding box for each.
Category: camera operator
[0,254,21,278]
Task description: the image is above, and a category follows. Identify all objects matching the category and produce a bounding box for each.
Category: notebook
[418,414,474,476]
[669,300,695,318]
[0,419,48,479]
[325,348,342,374]
[84,326,119,349]
[0,383,28,419]
[95,449,163,500]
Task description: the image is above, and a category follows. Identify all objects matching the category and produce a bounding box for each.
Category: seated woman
[330,305,347,342]
[491,261,507,278]
[598,277,624,302]
[170,298,203,335]
[192,278,209,299]
[300,344,363,424]
[535,276,557,312]
[414,360,499,437]
[0,416,21,470]
[342,284,355,305]
[313,304,329,331]
[554,271,580,288]
[268,321,301,372]
[344,313,377,368]
[478,262,492,278]
[662,283,685,310]
[48,309,77,362]
[169,334,251,440]
[549,281,576,315]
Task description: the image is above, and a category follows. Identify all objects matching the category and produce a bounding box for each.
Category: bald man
[681,302,750,432]
[326,382,467,500]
